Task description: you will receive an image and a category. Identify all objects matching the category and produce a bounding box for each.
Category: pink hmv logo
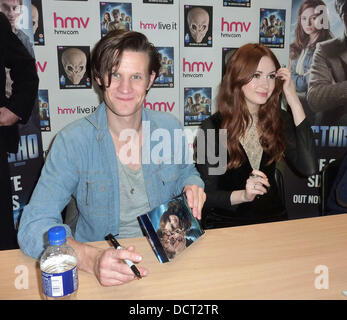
[144,99,175,112]
[221,17,251,32]
[53,12,90,29]
[182,58,213,73]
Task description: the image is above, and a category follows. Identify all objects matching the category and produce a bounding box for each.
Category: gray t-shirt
[117,157,151,238]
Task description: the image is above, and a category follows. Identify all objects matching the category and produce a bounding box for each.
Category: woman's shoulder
[200,112,222,130]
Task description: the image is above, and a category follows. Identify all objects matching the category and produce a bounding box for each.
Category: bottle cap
[48,226,66,245]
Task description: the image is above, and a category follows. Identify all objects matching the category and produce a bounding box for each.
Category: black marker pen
[105,233,142,279]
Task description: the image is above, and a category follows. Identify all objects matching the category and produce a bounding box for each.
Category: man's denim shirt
[18,103,204,259]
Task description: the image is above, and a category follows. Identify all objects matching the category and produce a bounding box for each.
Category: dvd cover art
[32,0,45,45]
[138,194,205,263]
[223,0,251,8]
[38,90,50,131]
[153,47,174,88]
[143,0,173,3]
[100,2,132,37]
[184,5,212,47]
[57,46,92,89]
[184,87,211,126]
[259,8,286,48]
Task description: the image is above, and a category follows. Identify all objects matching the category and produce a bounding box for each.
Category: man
[327,153,347,214]
[0,12,38,250]
[307,0,347,125]
[18,30,205,286]
[0,0,34,57]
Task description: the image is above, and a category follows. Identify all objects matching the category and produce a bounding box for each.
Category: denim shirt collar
[84,101,158,140]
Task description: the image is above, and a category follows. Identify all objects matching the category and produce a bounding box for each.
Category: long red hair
[218,43,285,169]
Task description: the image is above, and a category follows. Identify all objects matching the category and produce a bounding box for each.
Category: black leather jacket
[195,110,318,229]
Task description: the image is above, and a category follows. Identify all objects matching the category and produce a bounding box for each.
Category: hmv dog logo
[182,58,213,79]
[53,12,90,35]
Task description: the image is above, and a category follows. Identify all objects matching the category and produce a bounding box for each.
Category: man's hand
[94,245,147,286]
[0,107,19,126]
[183,184,206,220]
[67,238,147,287]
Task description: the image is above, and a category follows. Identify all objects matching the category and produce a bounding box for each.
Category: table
[1,214,347,300]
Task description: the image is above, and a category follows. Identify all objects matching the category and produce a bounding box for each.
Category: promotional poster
[287,0,347,218]
[259,8,286,48]
[184,87,211,126]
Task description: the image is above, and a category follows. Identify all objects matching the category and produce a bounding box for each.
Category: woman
[260,17,269,36]
[101,12,111,34]
[195,43,317,229]
[290,0,333,93]
[184,96,193,114]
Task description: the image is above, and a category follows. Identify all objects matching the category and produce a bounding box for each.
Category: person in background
[0,0,34,56]
[18,30,205,286]
[195,43,317,229]
[307,0,347,124]
[327,152,347,214]
[0,12,38,250]
[290,0,333,93]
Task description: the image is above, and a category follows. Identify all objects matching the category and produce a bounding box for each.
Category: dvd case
[138,194,205,263]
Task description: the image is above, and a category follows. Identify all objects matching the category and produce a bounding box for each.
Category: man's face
[98,50,155,120]
[343,11,347,34]
[161,215,186,256]
[0,0,21,28]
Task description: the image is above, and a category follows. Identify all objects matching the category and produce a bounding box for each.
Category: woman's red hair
[217,43,285,169]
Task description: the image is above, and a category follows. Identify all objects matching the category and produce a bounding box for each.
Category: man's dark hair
[91,29,161,90]
[335,0,347,17]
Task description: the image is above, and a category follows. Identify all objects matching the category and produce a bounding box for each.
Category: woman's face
[241,56,276,112]
[300,7,319,35]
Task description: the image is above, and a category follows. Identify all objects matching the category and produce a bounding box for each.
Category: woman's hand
[243,169,270,202]
[276,67,306,126]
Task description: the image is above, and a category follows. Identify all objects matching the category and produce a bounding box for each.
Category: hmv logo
[53,12,90,29]
[221,17,251,39]
[144,99,175,112]
[36,61,47,73]
[221,17,251,32]
[183,58,213,73]
[182,58,213,78]
[139,21,177,31]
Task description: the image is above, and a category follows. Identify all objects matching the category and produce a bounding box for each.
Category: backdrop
[3,0,345,227]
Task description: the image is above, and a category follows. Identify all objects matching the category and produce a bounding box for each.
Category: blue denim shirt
[18,103,204,259]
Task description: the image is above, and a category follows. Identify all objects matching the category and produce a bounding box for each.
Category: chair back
[321,158,343,216]
[274,167,285,209]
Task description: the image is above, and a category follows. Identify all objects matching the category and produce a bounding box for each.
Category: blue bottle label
[41,266,78,297]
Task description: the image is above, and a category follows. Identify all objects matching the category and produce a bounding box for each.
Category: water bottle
[40,226,78,300]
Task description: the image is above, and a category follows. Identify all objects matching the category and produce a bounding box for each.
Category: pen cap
[48,226,67,246]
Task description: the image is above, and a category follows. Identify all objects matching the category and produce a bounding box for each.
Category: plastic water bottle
[40,226,78,300]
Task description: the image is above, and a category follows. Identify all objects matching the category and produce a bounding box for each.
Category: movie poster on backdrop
[223,0,251,8]
[57,45,92,89]
[184,5,213,47]
[153,47,174,88]
[183,87,211,126]
[99,1,132,37]
[31,0,44,45]
[0,0,44,228]
[259,8,286,48]
[287,0,347,218]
